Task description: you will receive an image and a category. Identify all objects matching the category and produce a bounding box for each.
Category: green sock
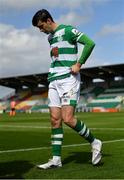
[51,128,63,156]
[73,120,95,143]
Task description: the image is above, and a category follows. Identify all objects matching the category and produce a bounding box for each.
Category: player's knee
[51,115,61,127]
[63,115,73,126]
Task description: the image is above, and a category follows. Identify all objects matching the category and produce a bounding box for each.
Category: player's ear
[47,18,52,24]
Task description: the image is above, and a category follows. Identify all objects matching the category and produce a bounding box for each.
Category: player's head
[32,9,55,34]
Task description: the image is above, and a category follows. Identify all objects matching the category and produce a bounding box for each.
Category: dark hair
[32,9,54,26]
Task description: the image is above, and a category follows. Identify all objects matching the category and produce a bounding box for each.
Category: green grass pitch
[0,112,124,179]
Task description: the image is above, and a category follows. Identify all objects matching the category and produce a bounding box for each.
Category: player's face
[37,19,52,34]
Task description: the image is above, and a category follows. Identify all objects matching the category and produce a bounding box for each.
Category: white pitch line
[91,128,124,131]
[0,125,124,131]
[0,139,124,154]
[0,125,51,129]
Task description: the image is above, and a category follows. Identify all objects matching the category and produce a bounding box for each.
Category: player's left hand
[71,62,81,74]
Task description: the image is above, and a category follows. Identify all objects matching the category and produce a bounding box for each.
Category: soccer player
[32,9,102,169]
[10,99,16,116]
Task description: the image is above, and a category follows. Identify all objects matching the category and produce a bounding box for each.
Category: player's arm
[69,27,95,73]
[77,34,95,65]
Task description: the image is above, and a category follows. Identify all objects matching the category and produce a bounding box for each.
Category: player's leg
[38,106,63,169]
[62,105,95,143]
[37,83,63,169]
[60,73,102,165]
[61,74,95,143]
[9,110,12,116]
[50,107,63,161]
[12,108,16,116]
[62,105,102,165]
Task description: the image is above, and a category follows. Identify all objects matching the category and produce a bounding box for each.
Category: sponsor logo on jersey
[51,47,59,57]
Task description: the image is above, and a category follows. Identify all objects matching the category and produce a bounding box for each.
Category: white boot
[37,158,62,169]
[91,139,102,165]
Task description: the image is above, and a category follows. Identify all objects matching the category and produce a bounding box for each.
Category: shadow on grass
[0,160,34,179]
[63,151,107,166]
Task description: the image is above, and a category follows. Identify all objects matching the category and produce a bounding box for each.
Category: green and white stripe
[48,24,83,82]
[51,128,63,156]
[51,134,63,145]
[73,120,95,143]
[50,41,75,49]
[51,54,77,61]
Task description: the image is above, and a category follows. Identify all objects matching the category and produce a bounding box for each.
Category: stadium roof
[80,63,124,81]
[0,72,48,90]
[0,63,124,90]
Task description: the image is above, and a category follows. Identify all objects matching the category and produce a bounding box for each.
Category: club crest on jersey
[57,35,63,42]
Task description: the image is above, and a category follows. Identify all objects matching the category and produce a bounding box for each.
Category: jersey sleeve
[67,26,95,65]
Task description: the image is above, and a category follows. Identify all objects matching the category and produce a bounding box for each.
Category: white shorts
[48,74,80,107]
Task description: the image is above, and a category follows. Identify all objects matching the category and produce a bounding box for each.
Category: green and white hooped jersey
[48,24,83,82]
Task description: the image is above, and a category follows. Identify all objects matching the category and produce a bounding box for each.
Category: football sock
[73,120,95,143]
[51,128,63,156]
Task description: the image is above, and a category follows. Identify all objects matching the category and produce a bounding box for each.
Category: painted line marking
[0,125,51,129]
[0,139,124,154]
[0,125,124,131]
